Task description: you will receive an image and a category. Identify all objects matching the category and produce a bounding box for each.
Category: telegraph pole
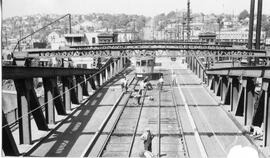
[247,0,255,66]
[255,0,263,49]
[187,0,191,41]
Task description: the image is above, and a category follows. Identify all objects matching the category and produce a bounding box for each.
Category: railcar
[135,56,155,78]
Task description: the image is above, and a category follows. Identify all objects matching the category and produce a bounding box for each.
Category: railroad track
[156,82,190,157]
[81,77,149,157]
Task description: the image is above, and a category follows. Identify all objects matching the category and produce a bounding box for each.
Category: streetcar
[134,56,158,79]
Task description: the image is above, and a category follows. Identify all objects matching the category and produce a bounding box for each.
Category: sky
[2,0,270,18]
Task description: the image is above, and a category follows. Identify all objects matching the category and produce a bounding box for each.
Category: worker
[144,77,153,90]
[172,72,177,86]
[121,76,128,92]
[141,128,154,152]
[158,76,164,90]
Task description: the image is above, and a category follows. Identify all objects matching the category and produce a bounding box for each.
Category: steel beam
[14,79,32,144]
[2,111,20,156]
[3,66,98,79]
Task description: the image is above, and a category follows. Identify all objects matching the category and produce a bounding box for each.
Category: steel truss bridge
[2,42,270,157]
[13,43,267,59]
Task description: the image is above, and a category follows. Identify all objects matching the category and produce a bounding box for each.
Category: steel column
[62,77,71,111]
[68,77,79,104]
[110,63,113,78]
[221,76,229,104]
[14,79,31,144]
[230,77,240,112]
[76,76,83,103]
[114,60,117,75]
[263,79,270,147]
[2,111,20,156]
[243,77,256,126]
[105,67,108,82]
[44,78,55,124]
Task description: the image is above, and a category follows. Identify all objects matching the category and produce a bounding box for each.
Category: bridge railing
[1,57,128,156]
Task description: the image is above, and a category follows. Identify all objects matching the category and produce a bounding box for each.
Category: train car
[135,56,155,78]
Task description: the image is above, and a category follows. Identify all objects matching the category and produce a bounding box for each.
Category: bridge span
[2,55,269,157]
[2,42,270,157]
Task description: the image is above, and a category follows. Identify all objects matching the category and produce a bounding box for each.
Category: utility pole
[187,0,191,41]
[255,0,263,49]
[247,0,255,66]
[248,0,255,49]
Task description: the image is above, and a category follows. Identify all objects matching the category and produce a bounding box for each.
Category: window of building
[92,37,96,43]
[141,60,146,66]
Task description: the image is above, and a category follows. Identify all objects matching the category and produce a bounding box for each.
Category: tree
[238,10,249,21]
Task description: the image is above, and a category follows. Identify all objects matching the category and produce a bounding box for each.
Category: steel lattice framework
[14,44,267,59]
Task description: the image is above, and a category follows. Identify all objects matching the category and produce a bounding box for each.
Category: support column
[221,76,229,104]
[263,79,270,147]
[110,63,113,79]
[230,77,240,113]
[75,76,83,103]
[43,77,66,117]
[67,77,79,104]
[62,77,71,111]
[14,79,31,144]
[99,72,103,86]
[2,111,20,156]
[88,75,96,90]
[105,67,109,82]
[114,60,117,75]
[243,77,256,126]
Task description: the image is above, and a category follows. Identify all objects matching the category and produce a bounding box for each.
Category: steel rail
[80,75,135,157]
[127,88,148,157]
[171,83,190,158]
[96,78,139,157]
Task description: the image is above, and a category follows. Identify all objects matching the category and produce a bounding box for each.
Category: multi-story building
[216,31,266,46]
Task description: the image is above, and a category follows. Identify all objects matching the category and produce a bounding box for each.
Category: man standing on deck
[172,72,177,86]
[141,128,154,152]
[158,76,164,90]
